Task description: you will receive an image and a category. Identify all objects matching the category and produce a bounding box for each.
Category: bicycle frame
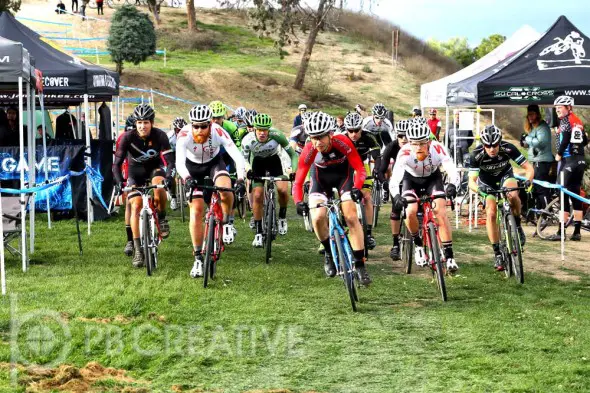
[325,201,355,276]
[418,198,443,269]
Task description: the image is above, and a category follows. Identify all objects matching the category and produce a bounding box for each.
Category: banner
[0,144,84,210]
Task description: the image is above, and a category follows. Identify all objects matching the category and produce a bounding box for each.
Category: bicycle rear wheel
[357,201,368,257]
[507,214,524,284]
[141,210,153,276]
[372,184,381,228]
[427,223,447,302]
[401,222,413,274]
[333,228,357,312]
[498,215,512,278]
[178,178,185,223]
[536,197,562,240]
[264,200,275,264]
[203,215,215,288]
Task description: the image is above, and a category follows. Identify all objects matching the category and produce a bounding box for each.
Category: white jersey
[166,130,177,151]
[389,141,459,196]
[361,116,394,147]
[175,122,245,180]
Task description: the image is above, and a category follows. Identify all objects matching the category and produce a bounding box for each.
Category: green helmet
[253,113,272,129]
[209,100,226,118]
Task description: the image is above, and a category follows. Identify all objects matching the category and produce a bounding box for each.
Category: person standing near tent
[96,0,103,15]
[427,108,442,141]
[522,104,554,211]
[0,106,27,146]
[71,0,78,12]
[550,96,588,241]
[55,109,77,140]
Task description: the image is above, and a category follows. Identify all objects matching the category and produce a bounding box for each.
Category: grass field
[1,206,590,392]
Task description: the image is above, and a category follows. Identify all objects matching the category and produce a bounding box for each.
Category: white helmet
[394,119,410,136]
[480,125,502,146]
[234,106,247,119]
[407,121,430,142]
[372,103,387,117]
[554,95,574,106]
[189,105,212,123]
[298,103,308,111]
[344,112,363,130]
[304,111,334,137]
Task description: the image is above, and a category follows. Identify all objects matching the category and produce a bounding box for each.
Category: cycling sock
[353,250,365,267]
[228,215,235,225]
[411,232,423,247]
[158,210,166,220]
[442,241,453,259]
[125,225,132,241]
[515,215,521,227]
[320,238,331,254]
[279,207,287,219]
[367,225,373,236]
[574,221,582,235]
[492,243,500,255]
[392,234,400,247]
[193,246,202,256]
[255,220,263,234]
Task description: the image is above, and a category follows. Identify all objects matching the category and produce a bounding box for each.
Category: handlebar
[250,175,290,182]
[484,186,526,195]
[122,184,167,193]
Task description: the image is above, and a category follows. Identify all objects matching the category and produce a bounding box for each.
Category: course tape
[120,85,199,106]
[515,174,590,205]
[44,36,108,41]
[17,16,73,26]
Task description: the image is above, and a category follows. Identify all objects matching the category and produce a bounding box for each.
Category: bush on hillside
[362,65,372,73]
[157,30,221,51]
[306,63,334,101]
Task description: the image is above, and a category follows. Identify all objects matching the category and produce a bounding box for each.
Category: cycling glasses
[192,122,210,129]
[347,128,362,133]
[374,115,384,120]
[483,143,500,149]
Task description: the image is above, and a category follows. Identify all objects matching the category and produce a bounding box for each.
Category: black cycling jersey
[113,127,175,184]
[377,140,402,179]
[468,141,526,179]
[347,131,380,162]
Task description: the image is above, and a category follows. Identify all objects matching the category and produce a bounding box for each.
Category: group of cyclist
[112,94,586,282]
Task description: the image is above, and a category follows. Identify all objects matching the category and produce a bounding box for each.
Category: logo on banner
[447,88,475,102]
[92,75,117,89]
[0,56,9,63]
[538,31,589,70]
[493,86,555,101]
[0,155,61,174]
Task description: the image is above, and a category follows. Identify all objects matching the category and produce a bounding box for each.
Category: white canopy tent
[420,25,541,109]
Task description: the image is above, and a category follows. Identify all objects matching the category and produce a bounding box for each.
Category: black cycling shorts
[251,154,284,187]
[478,169,515,194]
[560,155,586,211]
[127,164,166,187]
[401,170,445,201]
[186,155,229,202]
[309,165,354,202]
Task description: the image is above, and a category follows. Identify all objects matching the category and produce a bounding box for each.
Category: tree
[107,5,156,74]
[187,0,196,31]
[0,0,21,13]
[428,37,474,67]
[146,0,166,25]
[474,34,506,60]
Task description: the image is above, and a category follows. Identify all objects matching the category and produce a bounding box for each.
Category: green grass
[1,207,590,392]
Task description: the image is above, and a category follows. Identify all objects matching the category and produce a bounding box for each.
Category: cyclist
[390,121,460,272]
[293,111,372,286]
[113,104,175,268]
[551,96,588,241]
[176,105,246,278]
[293,103,307,127]
[289,111,311,153]
[343,111,380,249]
[119,115,136,257]
[427,108,442,141]
[166,116,187,210]
[242,113,299,247]
[231,106,247,128]
[467,125,534,270]
[379,119,410,261]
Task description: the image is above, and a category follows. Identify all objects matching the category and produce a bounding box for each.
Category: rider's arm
[219,131,246,180]
[175,131,190,180]
[366,133,381,172]
[292,143,315,203]
[273,130,299,171]
[112,133,128,184]
[557,118,571,156]
[520,160,535,183]
[467,151,479,193]
[388,149,408,196]
[159,131,175,178]
[439,147,460,187]
[384,118,395,144]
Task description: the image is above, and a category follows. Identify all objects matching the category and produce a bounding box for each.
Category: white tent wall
[420,26,541,109]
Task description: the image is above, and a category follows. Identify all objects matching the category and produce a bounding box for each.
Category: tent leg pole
[40,94,51,229]
[0,196,6,295]
[84,94,93,235]
[18,77,27,272]
[28,85,36,255]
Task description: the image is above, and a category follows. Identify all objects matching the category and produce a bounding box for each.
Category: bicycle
[535,196,590,240]
[188,180,235,288]
[122,184,166,276]
[371,177,383,228]
[310,198,360,312]
[302,181,314,233]
[485,186,526,284]
[250,173,289,264]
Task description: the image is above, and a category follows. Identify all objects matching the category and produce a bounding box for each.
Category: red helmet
[429,108,437,115]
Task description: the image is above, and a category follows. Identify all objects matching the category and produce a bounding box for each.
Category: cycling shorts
[362,162,373,190]
[251,154,285,188]
[478,169,515,195]
[127,164,166,187]
[401,170,445,201]
[186,154,229,202]
[309,165,354,202]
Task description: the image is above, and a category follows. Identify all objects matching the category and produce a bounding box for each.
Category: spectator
[72,0,78,12]
[37,125,53,144]
[446,112,474,166]
[0,108,7,128]
[411,106,422,118]
[293,103,307,128]
[80,0,88,20]
[96,0,103,15]
[335,115,345,133]
[523,104,554,210]
[56,0,66,14]
[0,106,27,146]
[427,108,442,140]
[55,108,78,140]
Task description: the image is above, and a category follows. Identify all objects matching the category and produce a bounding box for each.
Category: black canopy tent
[478,16,590,106]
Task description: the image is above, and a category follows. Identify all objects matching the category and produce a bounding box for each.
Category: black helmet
[481,125,502,146]
[133,104,155,122]
[125,115,136,132]
[172,117,187,130]
[412,106,422,117]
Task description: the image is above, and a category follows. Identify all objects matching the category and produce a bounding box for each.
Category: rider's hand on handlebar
[164,176,174,190]
[235,179,246,195]
[351,188,363,203]
[185,177,198,190]
[445,183,457,199]
[524,179,533,192]
[296,201,308,216]
[114,182,124,196]
[246,170,254,180]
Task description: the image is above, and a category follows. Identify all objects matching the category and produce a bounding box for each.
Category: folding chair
[2,195,28,259]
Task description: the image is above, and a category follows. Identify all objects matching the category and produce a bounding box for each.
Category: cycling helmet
[407,121,430,142]
[344,112,363,130]
[480,125,502,146]
[305,111,334,137]
[372,103,387,117]
[133,104,155,122]
[252,113,272,129]
[189,105,212,123]
[209,100,226,117]
[125,115,136,131]
[244,110,257,127]
[429,108,437,115]
[298,103,308,111]
[554,95,574,106]
[394,119,409,136]
[172,117,187,130]
[412,106,422,116]
[413,116,427,125]
[234,106,247,119]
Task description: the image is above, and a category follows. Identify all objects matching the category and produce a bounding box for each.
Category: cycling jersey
[241,129,299,170]
[166,130,178,151]
[347,131,380,163]
[468,141,526,179]
[427,118,442,140]
[389,141,459,196]
[377,140,402,179]
[221,119,242,148]
[557,112,588,158]
[361,116,394,147]
[175,122,245,181]
[289,125,307,152]
[293,134,366,203]
[113,127,174,184]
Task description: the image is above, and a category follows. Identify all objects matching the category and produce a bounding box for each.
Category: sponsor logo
[493,86,554,101]
[92,75,117,89]
[1,156,60,173]
[43,76,70,87]
[447,89,476,101]
[0,55,10,63]
[538,31,590,70]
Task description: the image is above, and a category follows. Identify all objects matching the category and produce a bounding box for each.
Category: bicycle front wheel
[427,222,447,302]
[401,222,413,274]
[507,214,524,284]
[536,197,562,240]
[141,210,153,276]
[203,215,215,288]
[372,184,381,228]
[264,200,275,264]
[357,201,368,258]
[333,228,357,312]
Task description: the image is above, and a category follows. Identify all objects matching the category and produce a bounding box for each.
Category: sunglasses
[483,143,499,149]
[347,128,362,134]
[374,116,384,120]
[192,122,210,130]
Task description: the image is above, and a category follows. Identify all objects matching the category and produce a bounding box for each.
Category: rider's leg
[151,175,167,215]
[504,178,522,224]
[252,185,264,234]
[342,198,367,269]
[310,196,330,252]
[124,193,132,241]
[362,187,374,233]
[277,181,289,218]
[485,197,499,245]
[433,195,456,266]
[215,175,234,223]
[189,197,206,250]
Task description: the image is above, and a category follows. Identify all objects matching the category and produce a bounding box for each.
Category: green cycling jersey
[241,128,299,171]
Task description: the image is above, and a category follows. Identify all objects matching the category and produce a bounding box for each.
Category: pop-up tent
[420,25,540,109]
[478,16,590,106]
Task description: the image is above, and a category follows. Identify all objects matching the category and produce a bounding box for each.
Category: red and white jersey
[389,141,459,196]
